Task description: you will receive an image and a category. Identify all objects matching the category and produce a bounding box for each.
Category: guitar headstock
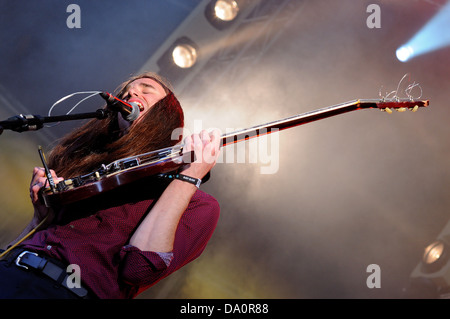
[359,99,429,114]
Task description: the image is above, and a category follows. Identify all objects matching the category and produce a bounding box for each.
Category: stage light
[155,37,199,84]
[423,241,446,270]
[407,221,450,298]
[396,45,414,62]
[172,44,198,68]
[205,0,241,30]
[214,0,239,21]
[395,2,450,62]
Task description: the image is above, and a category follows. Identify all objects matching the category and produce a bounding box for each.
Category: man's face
[120,77,167,125]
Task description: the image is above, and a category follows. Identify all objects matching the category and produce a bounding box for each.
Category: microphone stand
[0,109,111,135]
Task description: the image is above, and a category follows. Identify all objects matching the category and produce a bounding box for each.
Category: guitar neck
[220,99,366,147]
[220,98,428,147]
[41,97,428,207]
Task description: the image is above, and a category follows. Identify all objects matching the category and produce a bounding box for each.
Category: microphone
[99,92,140,122]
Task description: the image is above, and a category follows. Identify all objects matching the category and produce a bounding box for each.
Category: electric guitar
[41,98,429,208]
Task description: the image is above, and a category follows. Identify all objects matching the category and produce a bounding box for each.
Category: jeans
[0,256,86,299]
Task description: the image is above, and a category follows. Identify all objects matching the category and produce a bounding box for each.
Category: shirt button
[46,245,52,250]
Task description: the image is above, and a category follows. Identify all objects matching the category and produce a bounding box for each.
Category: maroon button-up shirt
[19,185,220,299]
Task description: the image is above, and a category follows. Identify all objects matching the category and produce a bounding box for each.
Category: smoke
[1,0,450,299]
[151,0,450,298]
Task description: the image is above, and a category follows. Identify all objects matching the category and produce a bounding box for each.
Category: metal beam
[181,0,306,105]
[138,0,264,93]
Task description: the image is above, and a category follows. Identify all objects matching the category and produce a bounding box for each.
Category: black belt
[14,250,89,298]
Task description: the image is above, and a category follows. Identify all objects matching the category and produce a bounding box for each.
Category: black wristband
[159,173,202,188]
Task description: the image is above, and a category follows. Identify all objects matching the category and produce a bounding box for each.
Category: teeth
[131,101,144,111]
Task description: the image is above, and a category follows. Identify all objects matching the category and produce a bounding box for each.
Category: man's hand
[181,129,221,180]
[29,167,63,227]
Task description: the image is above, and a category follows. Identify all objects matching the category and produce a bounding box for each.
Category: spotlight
[156,37,199,84]
[423,241,445,265]
[395,2,450,62]
[410,237,450,291]
[407,221,450,298]
[205,0,240,30]
[172,43,198,68]
[396,45,414,62]
[421,240,448,273]
[214,0,239,21]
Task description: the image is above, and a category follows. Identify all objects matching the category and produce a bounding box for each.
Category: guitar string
[379,73,423,101]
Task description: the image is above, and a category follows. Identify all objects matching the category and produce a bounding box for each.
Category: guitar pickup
[122,158,140,169]
[54,178,75,192]
[71,177,83,188]
[55,180,69,192]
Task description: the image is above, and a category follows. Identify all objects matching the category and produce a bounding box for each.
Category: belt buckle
[15,251,38,270]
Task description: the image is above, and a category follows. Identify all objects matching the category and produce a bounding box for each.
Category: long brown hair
[48,72,184,178]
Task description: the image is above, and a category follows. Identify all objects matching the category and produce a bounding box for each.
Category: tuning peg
[383,107,393,114]
[410,105,419,112]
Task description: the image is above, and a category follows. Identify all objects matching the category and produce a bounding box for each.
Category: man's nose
[127,86,140,97]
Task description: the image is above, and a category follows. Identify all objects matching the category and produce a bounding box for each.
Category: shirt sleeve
[119,245,172,286]
[119,190,220,290]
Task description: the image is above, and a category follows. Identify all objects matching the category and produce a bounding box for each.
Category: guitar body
[41,155,183,208]
[41,98,429,208]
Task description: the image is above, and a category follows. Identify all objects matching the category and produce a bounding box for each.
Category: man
[0,72,221,299]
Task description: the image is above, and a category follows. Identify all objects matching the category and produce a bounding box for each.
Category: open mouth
[129,100,145,111]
